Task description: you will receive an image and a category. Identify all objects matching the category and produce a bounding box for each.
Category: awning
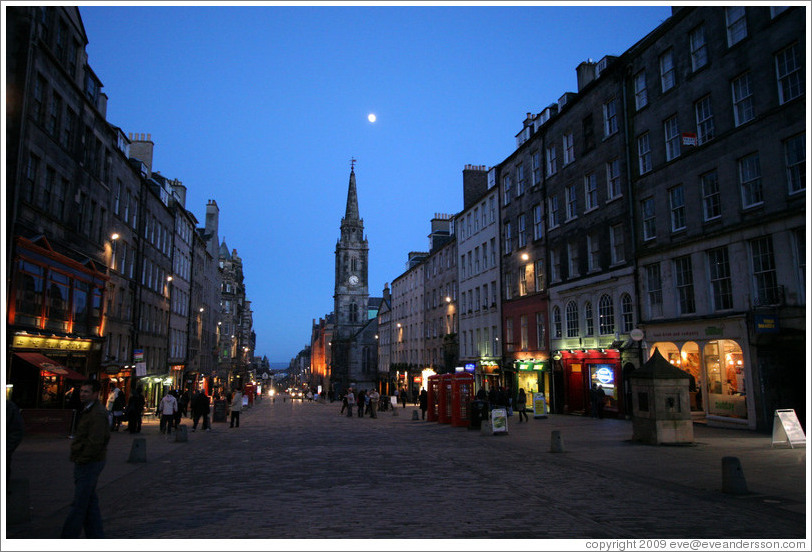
[14,352,86,380]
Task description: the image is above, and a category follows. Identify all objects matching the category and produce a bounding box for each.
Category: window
[47,93,61,137]
[776,43,803,104]
[695,95,714,145]
[584,302,594,336]
[621,294,634,333]
[505,271,513,301]
[638,133,652,175]
[489,197,496,224]
[674,255,696,314]
[533,205,543,240]
[520,315,528,351]
[725,6,747,47]
[535,312,546,348]
[546,144,557,176]
[645,263,663,318]
[707,247,733,311]
[532,151,541,186]
[610,224,624,265]
[563,133,574,165]
[582,114,596,153]
[550,248,560,282]
[552,306,562,338]
[606,158,621,199]
[587,232,600,272]
[732,72,755,126]
[62,108,76,151]
[598,295,615,335]
[490,238,496,266]
[519,266,527,297]
[32,75,46,125]
[792,228,805,302]
[482,242,488,269]
[516,164,525,196]
[689,25,708,71]
[634,71,647,110]
[517,214,527,248]
[505,318,514,353]
[739,153,762,207]
[603,98,618,137]
[26,153,39,204]
[697,170,721,221]
[669,185,686,231]
[750,236,779,305]
[784,133,805,193]
[54,177,66,219]
[659,49,675,92]
[503,174,512,206]
[548,196,560,228]
[584,172,598,211]
[565,184,578,220]
[664,116,680,161]
[42,166,54,211]
[473,208,479,233]
[568,241,579,277]
[566,301,579,338]
[474,247,480,273]
[504,222,513,253]
[534,259,545,292]
[641,197,656,240]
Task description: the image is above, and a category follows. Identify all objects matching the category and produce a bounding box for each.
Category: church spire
[344,159,360,223]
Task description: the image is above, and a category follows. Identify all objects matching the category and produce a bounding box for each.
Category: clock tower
[334,163,369,338]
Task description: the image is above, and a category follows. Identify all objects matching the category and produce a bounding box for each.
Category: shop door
[567,364,586,412]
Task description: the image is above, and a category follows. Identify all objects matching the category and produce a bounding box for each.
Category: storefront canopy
[14,352,86,380]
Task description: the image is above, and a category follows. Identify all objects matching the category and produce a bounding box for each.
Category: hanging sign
[771,409,806,449]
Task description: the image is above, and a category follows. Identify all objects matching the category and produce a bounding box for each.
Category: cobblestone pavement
[4,397,808,543]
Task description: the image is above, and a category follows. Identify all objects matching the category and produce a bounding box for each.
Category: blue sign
[754,314,779,334]
[464,363,476,372]
[595,366,614,385]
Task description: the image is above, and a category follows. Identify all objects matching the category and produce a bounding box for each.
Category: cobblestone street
[5,397,807,543]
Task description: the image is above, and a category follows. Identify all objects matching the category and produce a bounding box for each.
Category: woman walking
[516,388,529,422]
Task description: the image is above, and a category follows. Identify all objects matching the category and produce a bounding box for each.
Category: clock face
[348,275,359,286]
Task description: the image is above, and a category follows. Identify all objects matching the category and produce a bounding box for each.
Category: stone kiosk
[630,348,694,445]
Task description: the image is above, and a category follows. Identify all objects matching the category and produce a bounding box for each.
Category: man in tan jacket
[61,379,111,538]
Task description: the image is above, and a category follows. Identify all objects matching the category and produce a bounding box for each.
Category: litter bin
[469,399,487,430]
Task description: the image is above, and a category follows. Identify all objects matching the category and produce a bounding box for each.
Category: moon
[367,113,377,123]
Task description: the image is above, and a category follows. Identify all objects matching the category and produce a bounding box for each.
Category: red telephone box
[427,375,441,422]
[438,374,453,424]
[451,372,475,427]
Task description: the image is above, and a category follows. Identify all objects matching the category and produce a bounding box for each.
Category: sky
[79,2,674,364]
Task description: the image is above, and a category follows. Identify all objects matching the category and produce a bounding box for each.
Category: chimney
[462,164,489,210]
[128,132,155,175]
[205,200,220,256]
[171,180,187,207]
[577,59,597,92]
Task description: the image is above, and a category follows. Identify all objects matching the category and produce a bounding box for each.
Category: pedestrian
[516,388,529,422]
[179,389,191,418]
[105,383,120,430]
[191,389,211,432]
[126,387,145,434]
[596,384,606,419]
[6,398,24,478]
[61,379,111,538]
[111,385,126,431]
[230,389,243,428]
[368,388,380,418]
[346,389,355,418]
[158,389,178,435]
[357,390,366,418]
[419,388,428,420]
[340,391,347,415]
[590,383,600,418]
[487,386,498,411]
[170,389,182,429]
[400,387,408,409]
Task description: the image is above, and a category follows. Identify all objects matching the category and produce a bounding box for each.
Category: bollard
[392,406,399,416]
[550,430,565,453]
[721,456,748,494]
[128,438,147,463]
[175,424,188,443]
[6,478,30,524]
[412,410,420,420]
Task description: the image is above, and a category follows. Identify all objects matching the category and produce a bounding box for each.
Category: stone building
[457,165,504,394]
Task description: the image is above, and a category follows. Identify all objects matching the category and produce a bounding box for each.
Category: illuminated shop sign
[516,361,547,371]
[594,366,614,385]
[464,363,476,372]
[13,335,93,352]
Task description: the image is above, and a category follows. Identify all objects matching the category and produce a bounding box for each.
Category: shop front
[557,349,624,417]
[513,360,550,414]
[476,361,500,394]
[644,316,754,429]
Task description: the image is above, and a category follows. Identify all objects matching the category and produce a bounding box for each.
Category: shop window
[45,271,70,331]
[650,342,680,365]
[703,340,746,419]
[681,342,702,411]
[15,261,45,326]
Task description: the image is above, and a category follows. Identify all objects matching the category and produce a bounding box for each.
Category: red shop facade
[557,348,628,418]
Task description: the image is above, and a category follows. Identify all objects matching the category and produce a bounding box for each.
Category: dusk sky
[80,3,673,364]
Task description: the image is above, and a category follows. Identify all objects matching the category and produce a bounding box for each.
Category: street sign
[630,328,644,341]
